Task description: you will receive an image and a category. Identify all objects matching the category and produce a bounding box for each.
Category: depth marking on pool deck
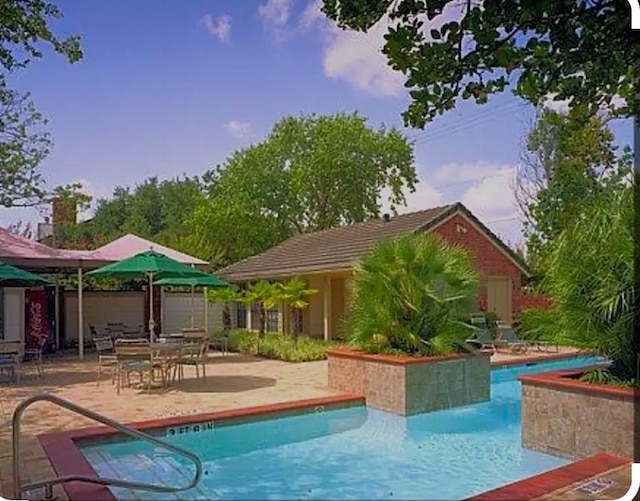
[166,421,216,436]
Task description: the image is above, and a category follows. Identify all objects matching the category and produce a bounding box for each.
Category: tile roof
[217,204,458,281]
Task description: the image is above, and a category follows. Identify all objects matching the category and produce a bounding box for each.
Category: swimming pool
[80,356,600,500]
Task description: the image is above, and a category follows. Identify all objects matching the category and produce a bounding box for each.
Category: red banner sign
[26,288,48,350]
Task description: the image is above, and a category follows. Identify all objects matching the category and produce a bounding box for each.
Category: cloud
[431,161,513,186]
[300,0,470,97]
[224,120,252,139]
[202,14,231,42]
[543,93,627,115]
[460,166,518,217]
[379,177,445,215]
[259,0,293,41]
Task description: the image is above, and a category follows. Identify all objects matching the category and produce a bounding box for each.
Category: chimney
[52,197,77,247]
[382,213,391,223]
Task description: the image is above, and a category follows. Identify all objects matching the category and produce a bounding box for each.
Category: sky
[0,0,633,248]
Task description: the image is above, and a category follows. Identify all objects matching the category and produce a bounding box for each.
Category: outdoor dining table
[150,341,184,387]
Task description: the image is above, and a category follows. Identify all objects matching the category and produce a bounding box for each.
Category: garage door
[3,288,25,346]
[162,292,223,333]
[65,291,145,341]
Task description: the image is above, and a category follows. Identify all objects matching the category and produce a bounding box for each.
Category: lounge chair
[495,322,529,354]
[465,326,497,353]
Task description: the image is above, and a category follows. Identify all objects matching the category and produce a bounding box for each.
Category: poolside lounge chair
[495,322,529,354]
[465,324,497,353]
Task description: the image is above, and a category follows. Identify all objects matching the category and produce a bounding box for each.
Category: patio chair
[175,338,208,383]
[23,336,47,377]
[209,332,229,356]
[0,341,22,383]
[94,335,118,387]
[115,339,160,394]
[495,322,529,354]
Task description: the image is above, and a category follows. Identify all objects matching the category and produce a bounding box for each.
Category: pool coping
[38,393,364,501]
[465,453,631,500]
[489,350,590,369]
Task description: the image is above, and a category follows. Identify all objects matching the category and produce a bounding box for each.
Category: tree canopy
[515,107,632,275]
[188,112,416,266]
[55,176,204,252]
[0,0,82,207]
[322,0,636,128]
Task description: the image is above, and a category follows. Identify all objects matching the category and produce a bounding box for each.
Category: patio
[1,347,583,500]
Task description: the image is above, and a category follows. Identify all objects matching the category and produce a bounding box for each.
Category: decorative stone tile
[328,348,490,416]
[520,370,636,460]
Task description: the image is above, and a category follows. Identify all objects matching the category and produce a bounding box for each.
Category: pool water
[82,356,599,500]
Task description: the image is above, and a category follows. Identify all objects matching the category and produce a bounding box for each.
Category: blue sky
[1,0,633,248]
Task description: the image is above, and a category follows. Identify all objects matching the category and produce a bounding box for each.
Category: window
[266,308,279,333]
[236,302,246,329]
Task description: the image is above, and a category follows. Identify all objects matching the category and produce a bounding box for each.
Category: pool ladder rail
[12,393,203,500]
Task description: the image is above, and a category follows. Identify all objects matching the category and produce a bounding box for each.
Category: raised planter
[327,347,491,416]
[519,369,637,459]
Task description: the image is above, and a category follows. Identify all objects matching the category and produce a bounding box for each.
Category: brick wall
[431,214,525,315]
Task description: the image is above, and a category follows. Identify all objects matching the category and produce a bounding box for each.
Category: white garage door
[162,292,223,334]
[65,291,145,341]
[3,288,25,346]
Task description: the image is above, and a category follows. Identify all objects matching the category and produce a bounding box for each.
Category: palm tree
[348,233,479,356]
[539,183,634,380]
[244,280,280,335]
[278,277,318,336]
[207,286,242,330]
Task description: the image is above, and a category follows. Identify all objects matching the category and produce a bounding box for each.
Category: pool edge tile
[464,453,631,501]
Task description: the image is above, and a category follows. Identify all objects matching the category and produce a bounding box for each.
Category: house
[217,203,530,339]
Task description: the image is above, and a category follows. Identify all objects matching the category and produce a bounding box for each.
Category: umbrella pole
[148,273,155,342]
[190,285,195,329]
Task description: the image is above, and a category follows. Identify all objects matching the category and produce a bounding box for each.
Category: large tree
[0,0,82,206]
[188,112,417,266]
[56,176,204,253]
[322,0,636,128]
[515,107,631,274]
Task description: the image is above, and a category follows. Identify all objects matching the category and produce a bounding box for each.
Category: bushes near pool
[226,330,336,362]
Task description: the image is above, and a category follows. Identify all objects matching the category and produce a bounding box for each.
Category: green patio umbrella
[153,274,229,329]
[0,260,52,286]
[86,250,208,339]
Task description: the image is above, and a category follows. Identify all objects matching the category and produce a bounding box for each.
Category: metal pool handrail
[12,393,203,500]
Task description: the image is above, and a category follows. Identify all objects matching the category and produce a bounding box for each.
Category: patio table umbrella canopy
[153,274,229,329]
[0,260,52,286]
[86,250,208,338]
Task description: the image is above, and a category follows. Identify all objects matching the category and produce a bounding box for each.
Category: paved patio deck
[0,346,584,500]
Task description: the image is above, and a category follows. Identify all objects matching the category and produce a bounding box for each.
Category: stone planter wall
[327,348,491,416]
[520,370,637,460]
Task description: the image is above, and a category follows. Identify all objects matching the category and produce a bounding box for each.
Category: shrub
[226,330,334,362]
[537,185,634,381]
[347,233,479,356]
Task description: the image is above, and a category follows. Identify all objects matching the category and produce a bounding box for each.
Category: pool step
[84,449,210,500]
